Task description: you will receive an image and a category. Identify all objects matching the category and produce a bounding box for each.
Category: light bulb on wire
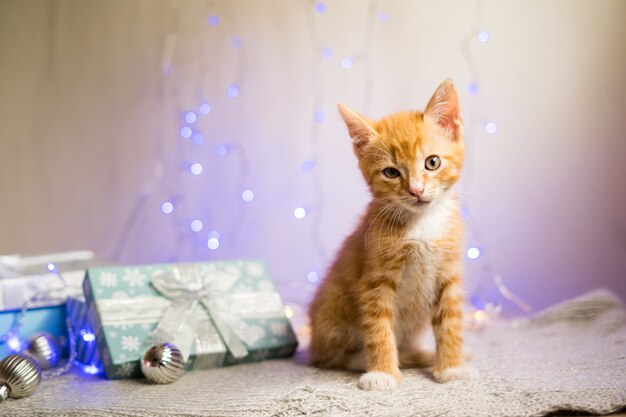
[294,207,306,219]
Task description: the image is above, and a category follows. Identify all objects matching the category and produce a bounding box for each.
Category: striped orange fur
[309,80,475,391]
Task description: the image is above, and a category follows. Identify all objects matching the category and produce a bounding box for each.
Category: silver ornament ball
[141,342,185,384]
[0,354,42,402]
[25,332,60,369]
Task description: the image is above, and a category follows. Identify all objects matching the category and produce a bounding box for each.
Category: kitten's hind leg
[344,350,366,371]
[399,349,436,368]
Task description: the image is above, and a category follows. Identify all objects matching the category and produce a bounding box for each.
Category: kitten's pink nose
[409,187,424,198]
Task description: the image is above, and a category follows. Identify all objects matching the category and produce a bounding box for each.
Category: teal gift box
[83,260,298,379]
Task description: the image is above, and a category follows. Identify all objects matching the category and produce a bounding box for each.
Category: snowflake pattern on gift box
[277,345,296,357]
[233,283,254,294]
[99,271,118,288]
[113,322,132,331]
[252,349,270,361]
[116,362,137,378]
[257,280,274,292]
[112,291,130,299]
[151,269,166,278]
[246,262,264,278]
[122,268,146,287]
[121,335,140,351]
[270,322,287,337]
[225,354,239,366]
[196,263,217,276]
[239,324,265,347]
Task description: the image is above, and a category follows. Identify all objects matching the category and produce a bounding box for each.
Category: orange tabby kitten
[309,80,475,391]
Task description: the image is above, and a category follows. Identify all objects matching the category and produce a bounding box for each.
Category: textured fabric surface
[3,290,626,417]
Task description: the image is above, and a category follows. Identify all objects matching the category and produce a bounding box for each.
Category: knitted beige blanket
[3,290,626,417]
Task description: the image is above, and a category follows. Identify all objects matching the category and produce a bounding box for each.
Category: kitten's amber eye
[425,156,441,171]
[383,167,401,178]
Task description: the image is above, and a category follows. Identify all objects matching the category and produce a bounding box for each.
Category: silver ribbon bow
[148,265,249,360]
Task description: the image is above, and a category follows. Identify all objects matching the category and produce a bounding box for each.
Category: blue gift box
[0,306,66,358]
[0,270,85,359]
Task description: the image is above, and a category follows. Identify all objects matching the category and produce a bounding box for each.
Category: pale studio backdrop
[1,1,625,315]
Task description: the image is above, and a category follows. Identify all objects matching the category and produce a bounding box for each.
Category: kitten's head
[338,79,464,213]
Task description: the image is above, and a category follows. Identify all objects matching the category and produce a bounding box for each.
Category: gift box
[0,270,86,358]
[0,250,96,278]
[66,295,101,369]
[83,260,298,379]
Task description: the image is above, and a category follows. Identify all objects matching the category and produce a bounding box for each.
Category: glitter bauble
[25,332,60,369]
[0,354,42,402]
[141,342,185,384]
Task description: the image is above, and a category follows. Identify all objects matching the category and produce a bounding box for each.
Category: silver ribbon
[148,265,249,360]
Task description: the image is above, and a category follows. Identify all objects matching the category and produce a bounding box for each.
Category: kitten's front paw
[433,365,478,383]
[358,371,399,392]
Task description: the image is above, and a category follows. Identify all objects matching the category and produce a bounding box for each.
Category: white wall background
[1,0,625,313]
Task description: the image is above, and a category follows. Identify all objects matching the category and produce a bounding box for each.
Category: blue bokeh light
[314,2,327,13]
[192,133,205,145]
[300,160,315,173]
[80,364,101,375]
[468,82,479,95]
[226,84,239,98]
[314,111,326,124]
[466,247,481,260]
[7,335,22,352]
[322,47,333,58]
[179,126,192,139]
[485,122,497,134]
[215,144,230,157]
[241,189,254,202]
[161,201,174,214]
[184,111,198,124]
[191,219,203,232]
[341,58,353,69]
[232,37,242,48]
[199,103,212,115]
[478,31,489,42]
[294,207,306,219]
[80,330,96,343]
[208,15,220,27]
[190,163,203,175]
[307,271,319,284]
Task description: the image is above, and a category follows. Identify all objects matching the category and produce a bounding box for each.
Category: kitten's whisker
[365,201,399,248]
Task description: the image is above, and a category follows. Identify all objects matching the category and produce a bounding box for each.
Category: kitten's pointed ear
[424,79,463,140]
[338,103,376,156]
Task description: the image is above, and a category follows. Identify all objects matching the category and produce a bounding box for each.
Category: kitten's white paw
[358,371,398,392]
[433,365,478,383]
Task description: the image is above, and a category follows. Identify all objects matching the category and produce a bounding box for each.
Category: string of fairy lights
[146,0,529,318]
[458,0,533,318]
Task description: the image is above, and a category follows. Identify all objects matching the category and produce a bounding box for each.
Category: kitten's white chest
[395,198,457,321]
[405,197,456,243]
